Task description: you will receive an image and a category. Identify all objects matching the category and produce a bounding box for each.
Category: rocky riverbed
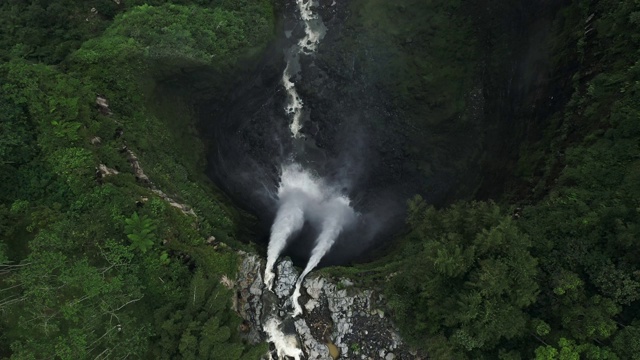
[233,252,424,359]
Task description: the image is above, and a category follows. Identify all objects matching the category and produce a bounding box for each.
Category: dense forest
[1,0,639,359]
[0,0,274,358]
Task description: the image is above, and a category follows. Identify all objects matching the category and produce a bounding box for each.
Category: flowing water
[264,0,340,291]
[262,1,359,357]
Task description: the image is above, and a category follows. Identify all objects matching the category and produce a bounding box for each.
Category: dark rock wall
[472,0,573,200]
[195,0,573,263]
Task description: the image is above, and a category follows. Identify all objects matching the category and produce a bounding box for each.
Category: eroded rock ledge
[234,253,425,359]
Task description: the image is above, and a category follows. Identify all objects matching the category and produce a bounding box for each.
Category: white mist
[264,164,323,290]
[291,196,355,316]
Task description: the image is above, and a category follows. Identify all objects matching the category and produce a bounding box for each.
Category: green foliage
[386,198,538,357]
[0,97,35,167]
[108,4,272,67]
[612,322,640,360]
[370,1,640,359]
[48,148,95,194]
[0,0,274,358]
[62,0,275,248]
[0,0,273,65]
[151,270,255,360]
[124,212,157,253]
[0,243,7,265]
[0,0,115,64]
[4,0,639,360]
[4,232,150,359]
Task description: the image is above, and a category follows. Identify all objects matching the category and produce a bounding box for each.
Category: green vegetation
[125,212,157,253]
[0,0,274,358]
[0,0,274,65]
[386,200,539,358]
[2,0,639,359]
[335,1,640,359]
[152,270,267,359]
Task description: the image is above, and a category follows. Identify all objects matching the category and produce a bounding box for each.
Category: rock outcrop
[234,253,424,359]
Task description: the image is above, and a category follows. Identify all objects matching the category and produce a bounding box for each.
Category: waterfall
[291,196,354,316]
[264,164,322,290]
[263,1,355,358]
[280,0,326,138]
[265,0,330,288]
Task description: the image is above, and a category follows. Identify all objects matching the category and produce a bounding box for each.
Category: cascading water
[264,0,336,292]
[262,1,358,358]
[264,164,356,312]
[263,166,357,357]
[281,0,326,138]
[291,196,355,316]
[264,165,322,290]
[264,318,304,360]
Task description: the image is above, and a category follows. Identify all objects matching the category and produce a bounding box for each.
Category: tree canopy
[0,0,274,357]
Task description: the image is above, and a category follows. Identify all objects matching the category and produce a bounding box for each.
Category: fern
[124,212,157,253]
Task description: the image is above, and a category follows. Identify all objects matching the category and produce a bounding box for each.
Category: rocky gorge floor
[232,252,425,359]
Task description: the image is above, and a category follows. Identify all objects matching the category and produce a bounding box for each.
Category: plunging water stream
[265,0,353,295]
[262,1,359,358]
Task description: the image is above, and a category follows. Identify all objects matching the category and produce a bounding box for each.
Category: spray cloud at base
[264,164,356,298]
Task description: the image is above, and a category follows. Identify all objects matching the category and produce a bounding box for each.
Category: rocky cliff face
[233,252,424,359]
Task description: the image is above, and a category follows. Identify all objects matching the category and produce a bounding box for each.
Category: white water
[264,318,304,360]
[295,0,326,53]
[283,66,305,137]
[264,164,356,359]
[291,197,354,316]
[264,199,305,290]
[282,0,326,137]
[264,164,323,290]
[267,0,330,288]
[265,166,356,317]
[265,2,349,358]
[268,0,356,304]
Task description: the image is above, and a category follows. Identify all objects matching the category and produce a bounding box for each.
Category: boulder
[233,254,425,359]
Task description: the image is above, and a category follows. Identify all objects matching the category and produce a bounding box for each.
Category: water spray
[264,164,323,289]
[291,196,355,316]
[264,200,305,290]
[264,318,304,360]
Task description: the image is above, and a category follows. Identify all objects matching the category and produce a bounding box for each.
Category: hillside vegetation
[2,0,639,359]
[0,1,274,358]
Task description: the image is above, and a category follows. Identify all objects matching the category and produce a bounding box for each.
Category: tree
[151,270,262,360]
[612,322,640,360]
[387,198,539,357]
[0,1,274,358]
